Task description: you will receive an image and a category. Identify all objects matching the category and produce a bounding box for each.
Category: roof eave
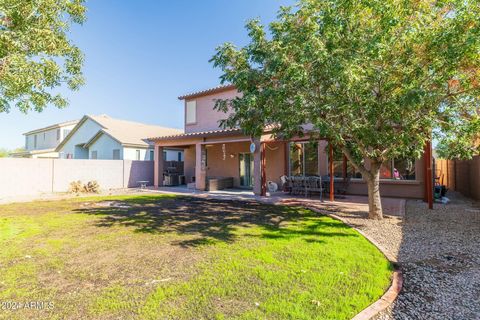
[178,84,236,100]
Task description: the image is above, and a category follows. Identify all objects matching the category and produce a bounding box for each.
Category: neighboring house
[11,120,79,158]
[56,114,183,161]
[150,84,430,199]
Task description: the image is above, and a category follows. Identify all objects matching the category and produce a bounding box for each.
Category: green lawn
[0,194,392,319]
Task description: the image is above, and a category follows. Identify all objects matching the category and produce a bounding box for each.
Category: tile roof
[23,119,79,135]
[149,128,243,141]
[178,84,236,100]
[87,115,183,147]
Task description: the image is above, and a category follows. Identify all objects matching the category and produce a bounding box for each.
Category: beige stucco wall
[184,146,196,184]
[205,142,250,187]
[184,88,239,134]
[264,141,287,186]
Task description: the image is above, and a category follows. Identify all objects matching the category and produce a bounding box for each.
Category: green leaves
[211,0,480,165]
[0,0,86,113]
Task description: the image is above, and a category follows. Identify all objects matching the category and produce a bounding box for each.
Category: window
[43,132,46,141]
[34,135,37,148]
[289,142,319,176]
[327,144,362,179]
[178,152,182,162]
[135,150,141,160]
[91,151,97,159]
[113,149,120,160]
[380,158,416,180]
[186,100,197,124]
[150,150,154,161]
[163,151,167,161]
[56,129,60,141]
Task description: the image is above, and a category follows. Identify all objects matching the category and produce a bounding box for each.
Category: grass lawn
[0,194,392,319]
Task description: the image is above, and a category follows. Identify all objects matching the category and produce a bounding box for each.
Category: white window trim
[185,100,197,125]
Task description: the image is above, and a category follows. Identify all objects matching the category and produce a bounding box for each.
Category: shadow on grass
[73,196,356,247]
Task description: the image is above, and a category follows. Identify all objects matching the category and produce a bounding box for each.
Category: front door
[239,153,254,188]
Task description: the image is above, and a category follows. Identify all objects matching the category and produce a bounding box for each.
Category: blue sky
[0,0,293,149]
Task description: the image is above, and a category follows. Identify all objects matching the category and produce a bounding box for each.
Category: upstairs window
[150,150,154,161]
[91,151,97,159]
[56,129,60,141]
[113,149,120,160]
[136,150,141,160]
[186,100,197,124]
[34,135,37,148]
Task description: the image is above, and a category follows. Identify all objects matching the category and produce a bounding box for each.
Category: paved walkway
[151,186,406,216]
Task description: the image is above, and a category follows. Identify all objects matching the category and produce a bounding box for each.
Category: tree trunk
[366,164,383,220]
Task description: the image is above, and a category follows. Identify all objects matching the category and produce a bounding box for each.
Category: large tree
[211,0,480,219]
[0,0,86,113]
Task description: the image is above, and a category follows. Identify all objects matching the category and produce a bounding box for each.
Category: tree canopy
[211,0,480,218]
[0,0,86,113]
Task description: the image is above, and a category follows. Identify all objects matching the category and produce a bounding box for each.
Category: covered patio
[149,129,434,205]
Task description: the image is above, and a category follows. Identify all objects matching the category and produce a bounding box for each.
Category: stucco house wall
[184,89,239,134]
[60,118,103,158]
[25,123,76,151]
[88,134,124,159]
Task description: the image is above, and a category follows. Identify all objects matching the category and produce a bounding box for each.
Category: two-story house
[12,120,79,158]
[56,114,184,161]
[150,85,433,200]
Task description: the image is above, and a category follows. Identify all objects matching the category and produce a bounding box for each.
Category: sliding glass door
[289,142,319,176]
[239,153,254,188]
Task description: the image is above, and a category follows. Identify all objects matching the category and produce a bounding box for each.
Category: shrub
[69,180,83,193]
[84,181,100,193]
[68,180,100,194]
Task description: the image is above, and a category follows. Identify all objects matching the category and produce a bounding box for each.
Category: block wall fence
[0,158,154,199]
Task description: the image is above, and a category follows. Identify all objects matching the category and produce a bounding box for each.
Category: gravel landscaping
[320,192,480,320]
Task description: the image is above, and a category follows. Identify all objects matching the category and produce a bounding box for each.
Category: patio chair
[280,175,291,193]
[336,176,351,196]
[292,176,304,195]
[306,176,323,201]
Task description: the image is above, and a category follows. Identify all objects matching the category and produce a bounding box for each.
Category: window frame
[380,159,416,181]
[112,149,120,160]
[288,141,319,176]
[185,100,197,125]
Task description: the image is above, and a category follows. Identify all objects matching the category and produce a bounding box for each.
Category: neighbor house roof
[23,119,79,136]
[56,115,183,151]
[178,84,236,100]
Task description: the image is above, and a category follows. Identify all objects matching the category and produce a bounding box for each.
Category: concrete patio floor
[148,186,406,217]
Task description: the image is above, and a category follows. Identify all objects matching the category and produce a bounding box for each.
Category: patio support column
[195,143,207,191]
[253,138,263,196]
[261,142,267,196]
[329,143,335,201]
[154,145,164,188]
[424,139,433,209]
